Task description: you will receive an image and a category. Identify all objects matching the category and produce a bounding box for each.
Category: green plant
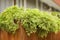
[0,6,24,33]
[21,10,60,37]
[37,12,60,37]
[21,9,41,35]
[0,6,60,38]
[51,11,60,18]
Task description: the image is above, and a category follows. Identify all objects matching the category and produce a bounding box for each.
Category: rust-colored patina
[0,22,60,40]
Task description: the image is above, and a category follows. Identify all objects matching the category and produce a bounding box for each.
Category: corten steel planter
[0,22,60,40]
[0,30,8,40]
[29,33,38,40]
[0,22,28,40]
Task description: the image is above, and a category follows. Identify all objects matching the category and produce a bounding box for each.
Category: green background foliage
[51,11,60,18]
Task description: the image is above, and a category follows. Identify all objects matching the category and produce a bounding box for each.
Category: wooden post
[24,0,27,10]
[14,0,16,5]
[40,2,43,11]
[36,0,39,9]
[20,0,22,7]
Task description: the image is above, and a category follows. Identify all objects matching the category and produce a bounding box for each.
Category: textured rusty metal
[0,23,60,40]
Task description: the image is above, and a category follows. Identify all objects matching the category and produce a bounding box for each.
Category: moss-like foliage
[0,6,60,37]
[0,6,24,33]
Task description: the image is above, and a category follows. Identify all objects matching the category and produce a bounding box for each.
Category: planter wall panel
[0,25,60,40]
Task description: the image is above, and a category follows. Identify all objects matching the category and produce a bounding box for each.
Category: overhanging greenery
[0,6,60,37]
